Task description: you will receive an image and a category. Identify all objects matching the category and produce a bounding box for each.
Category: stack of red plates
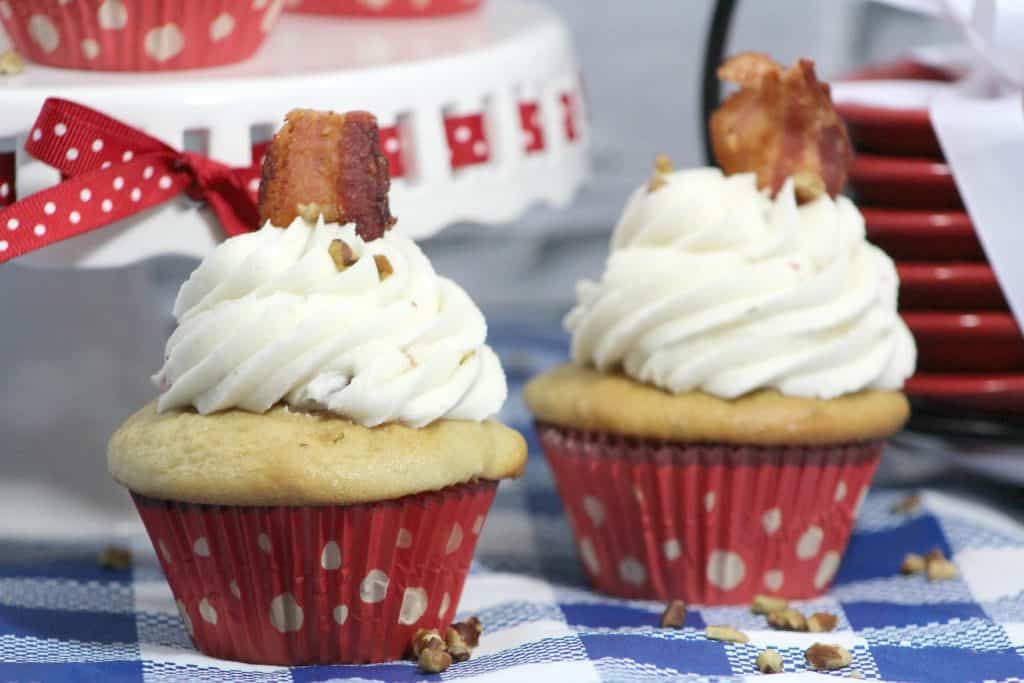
[837,60,1024,417]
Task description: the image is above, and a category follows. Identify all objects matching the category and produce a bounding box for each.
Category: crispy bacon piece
[710,52,854,203]
[258,109,396,240]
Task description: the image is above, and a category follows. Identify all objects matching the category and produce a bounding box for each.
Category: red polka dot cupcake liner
[132,480,496,665]
[536,423,883,605]
[286,0,482,18]
[0,0,285,72]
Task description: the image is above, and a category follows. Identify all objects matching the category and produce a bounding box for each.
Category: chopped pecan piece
[410,628,444,658]
[751,594,788,615]
[374,254,394,280]
[807,612,838,633]
[891,493,921,514]
[901,553,926,575]
[445,626,471,663]
[705,625,749,643]
[805,642,852,670]
[767,608,808,632]
[659,600,686,628]
[926,557,958,582]
[328,239,357,270]
[98,545,132,570]
[0,50,24,75]
[756,649,784,674]
[647,154,674,192]
[450,616,483,649]
[417,645,451,673]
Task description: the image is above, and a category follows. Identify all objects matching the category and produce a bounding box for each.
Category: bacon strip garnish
[709,52,854,203]
[258,109,396,241]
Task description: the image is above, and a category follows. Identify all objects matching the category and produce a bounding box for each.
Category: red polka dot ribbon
[0,98,259,265]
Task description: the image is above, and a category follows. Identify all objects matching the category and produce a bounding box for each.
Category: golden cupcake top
[527,54,914,441]
[109,401,525,505]
[110,108,527,503]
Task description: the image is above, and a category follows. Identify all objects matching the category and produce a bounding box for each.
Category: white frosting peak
[567,168,916,400]
[154,218,507,427]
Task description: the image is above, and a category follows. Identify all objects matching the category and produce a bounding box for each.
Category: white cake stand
[0,0,588,268]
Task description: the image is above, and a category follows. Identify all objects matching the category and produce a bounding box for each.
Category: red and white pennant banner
[0,98,260,265]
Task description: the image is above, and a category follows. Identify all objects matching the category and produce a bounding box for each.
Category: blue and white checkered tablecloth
[2,324,1024,683]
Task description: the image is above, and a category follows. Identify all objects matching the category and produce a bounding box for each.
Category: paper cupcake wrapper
[286,0,482,18]
[0,0,283,72]
[536,423,883,605]
[132,480,496,665]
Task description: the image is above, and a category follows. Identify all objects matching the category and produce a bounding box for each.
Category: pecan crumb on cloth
[411,617,483,673]
[659,600,687,628]
[0,50,25,75]
[98,545,132,570]
[705,625,749,643]
[757,649,784,674]
[805,642,852,670]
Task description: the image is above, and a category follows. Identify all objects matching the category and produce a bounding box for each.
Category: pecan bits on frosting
[328,239,357,270]
[258,109,396,241]
[710,52,854,203]
[647,154,674,193]
[373,254,394,281]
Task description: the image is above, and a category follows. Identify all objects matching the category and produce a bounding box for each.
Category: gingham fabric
[2,324,1024,683]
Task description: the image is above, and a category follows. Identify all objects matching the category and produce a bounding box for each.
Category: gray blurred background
[0,1,955,536]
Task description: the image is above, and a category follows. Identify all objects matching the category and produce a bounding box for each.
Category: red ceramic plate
[836,60,952,157]
[850,154,961,209]
[906,373,1024,416]
[897,263,1006,310]
[864,209,982,261]
[902,312,1024,372]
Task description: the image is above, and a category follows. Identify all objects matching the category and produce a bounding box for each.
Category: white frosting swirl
[154,218,507,428]
[567,168,916,400]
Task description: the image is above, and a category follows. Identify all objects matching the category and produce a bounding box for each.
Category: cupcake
[109,109,526,665]
[0,0,283,71]
[524,54,916,605]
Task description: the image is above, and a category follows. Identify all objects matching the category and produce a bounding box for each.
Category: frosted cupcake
[109,109,526,664]
[525,54,915,604]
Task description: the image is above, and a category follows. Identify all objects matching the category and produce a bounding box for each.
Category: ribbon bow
[0,98,260,265]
